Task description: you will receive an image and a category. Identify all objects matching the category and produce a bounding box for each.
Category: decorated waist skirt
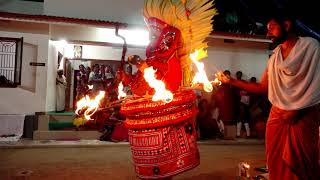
[121,90,200,179]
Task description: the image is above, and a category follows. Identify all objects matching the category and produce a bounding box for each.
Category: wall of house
[0,27,270,115]
[44,0,145,25]
[62,44,146,61]
[46,41,59,112]
[0,30,49,115]
[49,24,149,46]
[205,39,270,81]
[50,25,270,81]
[49,42,145,110]
[20,43,37,92]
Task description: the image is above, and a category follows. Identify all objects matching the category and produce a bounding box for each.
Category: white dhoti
[56,75,66,111]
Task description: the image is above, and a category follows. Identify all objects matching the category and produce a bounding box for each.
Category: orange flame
[118,82,127,99]
[212,72,222,86]
[243,163,250,169]
[212,78,222,85]
[75,91,105,120]
[190,48,213,92]
[143,66,173,103]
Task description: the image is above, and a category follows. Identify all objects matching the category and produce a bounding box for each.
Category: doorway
[64,58,120,111]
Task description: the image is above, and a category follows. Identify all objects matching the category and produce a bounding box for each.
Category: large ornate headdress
[143,0,217,85]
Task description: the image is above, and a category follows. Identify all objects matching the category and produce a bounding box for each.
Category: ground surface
[0,140,266,180]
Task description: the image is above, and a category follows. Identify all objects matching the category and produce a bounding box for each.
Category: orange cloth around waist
[266,105,320,180]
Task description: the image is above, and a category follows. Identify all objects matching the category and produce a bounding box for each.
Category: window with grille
[0,37,23,87]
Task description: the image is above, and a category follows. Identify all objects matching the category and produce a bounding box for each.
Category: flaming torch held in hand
[213,72,223,86]
[143,66,173,103]
[190,48,214,92]
[75,91,105,120]
[118,82,127,100]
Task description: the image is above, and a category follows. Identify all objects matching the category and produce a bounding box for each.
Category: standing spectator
[211,70,236,138]
[56,69,67,112]
[86,66,91,82]
[88,64,104,95]
[100,64,106,80]
[76,64,88,100]
[234,71,251,138]
[105,65,115,80]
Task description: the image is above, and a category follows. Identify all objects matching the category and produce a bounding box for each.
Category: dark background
[212,0,319,39]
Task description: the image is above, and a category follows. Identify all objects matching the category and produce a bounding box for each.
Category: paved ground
[0,140,266,180]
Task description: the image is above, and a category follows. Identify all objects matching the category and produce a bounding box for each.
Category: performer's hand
[138,61,148,72]
[216,71,231,84]
[191,83,204,90]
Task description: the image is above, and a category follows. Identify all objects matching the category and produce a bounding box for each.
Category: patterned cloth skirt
[121,90,200,179]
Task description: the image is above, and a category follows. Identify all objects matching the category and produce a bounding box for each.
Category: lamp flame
[75,91,105,120]
[118,82,127,99]
[143,66,173,103]
[190,48,213,92]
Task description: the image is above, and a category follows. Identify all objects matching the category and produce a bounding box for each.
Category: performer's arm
[222,68,268,95]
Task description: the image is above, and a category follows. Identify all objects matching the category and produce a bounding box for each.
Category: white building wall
[62,44,146,61]
[0,24,270,115]
[20,43,37,92]
[46,41,59,112]
[64,40,269,83]
[0,31,49,115]
[205,39,270,81]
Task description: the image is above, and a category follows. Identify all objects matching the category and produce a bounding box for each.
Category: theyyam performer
[120,0,217,179]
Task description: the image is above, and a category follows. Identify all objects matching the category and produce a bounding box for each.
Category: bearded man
[219,14,320,180]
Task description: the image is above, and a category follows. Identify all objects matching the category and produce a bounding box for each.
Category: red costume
[125,18,182,97]
[120,0,217,179]
[122,90,199,179]
[121,19,199,179]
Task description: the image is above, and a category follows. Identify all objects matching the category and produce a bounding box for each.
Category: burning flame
[213,72,222,86]
[118,82,127,99]
[190,48,213,92]
[212,78,222,85]
[88,85,93,89]
[243,163,250,169]
[75,91,105,120]
[143,66,173,103]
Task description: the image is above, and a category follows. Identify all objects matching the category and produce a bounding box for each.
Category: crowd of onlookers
[74,63,132,141]
[196,70,271,140]
[75,63,134,103]
[76,64,115,102]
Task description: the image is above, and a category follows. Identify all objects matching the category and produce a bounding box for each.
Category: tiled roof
[0,11,128,28]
